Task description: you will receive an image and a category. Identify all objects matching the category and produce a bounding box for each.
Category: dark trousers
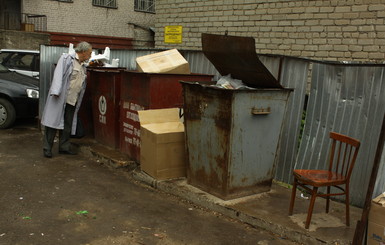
[43,104,75,152]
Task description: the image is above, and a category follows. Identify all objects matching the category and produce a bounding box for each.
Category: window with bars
[92,0,117,8]
[54,0,73,2]
[134,0,155,14]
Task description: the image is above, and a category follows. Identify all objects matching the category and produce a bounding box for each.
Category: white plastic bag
[216,74,249,89]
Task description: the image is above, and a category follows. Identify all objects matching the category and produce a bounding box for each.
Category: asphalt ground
[0,119,299,245]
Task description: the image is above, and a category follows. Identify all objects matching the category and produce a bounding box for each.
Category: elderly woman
[41,41,92,158]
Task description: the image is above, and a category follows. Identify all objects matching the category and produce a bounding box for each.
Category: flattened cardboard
[138,108,186,180]
[136,49,191,74]
[367,193,385,245]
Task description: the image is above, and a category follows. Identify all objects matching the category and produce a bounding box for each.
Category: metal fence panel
[109,49,157,71]
[296,63,385,206]
[182,51,221,79]
[274,57,310,184]
[258,55,281,80]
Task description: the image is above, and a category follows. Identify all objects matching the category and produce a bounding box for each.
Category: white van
[0,49,40,78]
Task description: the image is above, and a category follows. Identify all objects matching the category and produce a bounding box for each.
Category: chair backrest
[328,132,361,181]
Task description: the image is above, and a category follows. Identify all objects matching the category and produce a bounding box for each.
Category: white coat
[41,53,87,134]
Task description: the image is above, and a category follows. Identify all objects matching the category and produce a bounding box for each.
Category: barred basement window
[92,0,117,8]
[134,0,155,14]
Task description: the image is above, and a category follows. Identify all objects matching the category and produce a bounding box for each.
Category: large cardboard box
[367,193,385,245]
[136,49,190,74]
[137,108,186,180]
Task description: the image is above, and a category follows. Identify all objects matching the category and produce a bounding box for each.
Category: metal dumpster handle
[251,107,271,115]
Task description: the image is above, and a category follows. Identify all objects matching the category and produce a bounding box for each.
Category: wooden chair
[288,132,361,229]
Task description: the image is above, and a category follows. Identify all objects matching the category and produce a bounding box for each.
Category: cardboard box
[136,49,190,74]
[21,23,35,32]
[137,108,186,180]
[367,193,385,245]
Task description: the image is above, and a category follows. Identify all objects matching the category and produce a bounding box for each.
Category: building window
[135,0,155,14]
[54,0,73,2]
[92,0,117,8]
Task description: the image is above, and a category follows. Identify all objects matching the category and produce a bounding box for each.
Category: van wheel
[0,98,16,129]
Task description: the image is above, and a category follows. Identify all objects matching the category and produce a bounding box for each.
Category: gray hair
[74,41,92,52]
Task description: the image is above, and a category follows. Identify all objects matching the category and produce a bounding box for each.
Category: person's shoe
[59,149,77,155]
[43,149,52,158]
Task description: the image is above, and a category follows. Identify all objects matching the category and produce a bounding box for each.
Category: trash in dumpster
[88,59,105,67]
[65,44,117,67]
[89,47,110,66]
[136,49,190,74]
[88,47,120,68]
[214,74,252,89]
[137,108,186,180]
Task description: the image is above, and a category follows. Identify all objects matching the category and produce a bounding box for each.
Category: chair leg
[345,185,350,226]
[305,187,318,229]
[326,186,330,213]
[289,178,298,215]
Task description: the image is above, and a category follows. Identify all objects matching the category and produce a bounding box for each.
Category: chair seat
[293,169,346,187]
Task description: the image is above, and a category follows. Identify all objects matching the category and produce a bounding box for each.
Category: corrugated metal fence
[296,63,385,206]
[40,45,385,207]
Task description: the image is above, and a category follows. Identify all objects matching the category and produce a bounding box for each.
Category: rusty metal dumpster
[119,71,213,162]
[90,68,125,149]
[181,33,293,200]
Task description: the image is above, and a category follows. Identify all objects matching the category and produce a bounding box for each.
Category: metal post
[353,113,385,244]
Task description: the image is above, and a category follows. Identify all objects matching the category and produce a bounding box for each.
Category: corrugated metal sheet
[258,55,282,81]
[39,45,385,207]
[109,49,158,71]
[183,51,221,80]
[273,57,310,184]
[296,63,385,206]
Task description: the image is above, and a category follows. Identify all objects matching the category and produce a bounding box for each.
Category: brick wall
[22,0,155,47]
[155,0,385,62]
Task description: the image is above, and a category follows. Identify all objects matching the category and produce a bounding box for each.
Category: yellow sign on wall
[164,25,183,44]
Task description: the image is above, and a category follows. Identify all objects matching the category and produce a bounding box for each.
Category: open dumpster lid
[201,33,282,88]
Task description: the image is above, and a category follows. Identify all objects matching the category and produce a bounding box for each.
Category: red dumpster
[77,70,95,138]
[119,72,213,162]
[89,68,125,149]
